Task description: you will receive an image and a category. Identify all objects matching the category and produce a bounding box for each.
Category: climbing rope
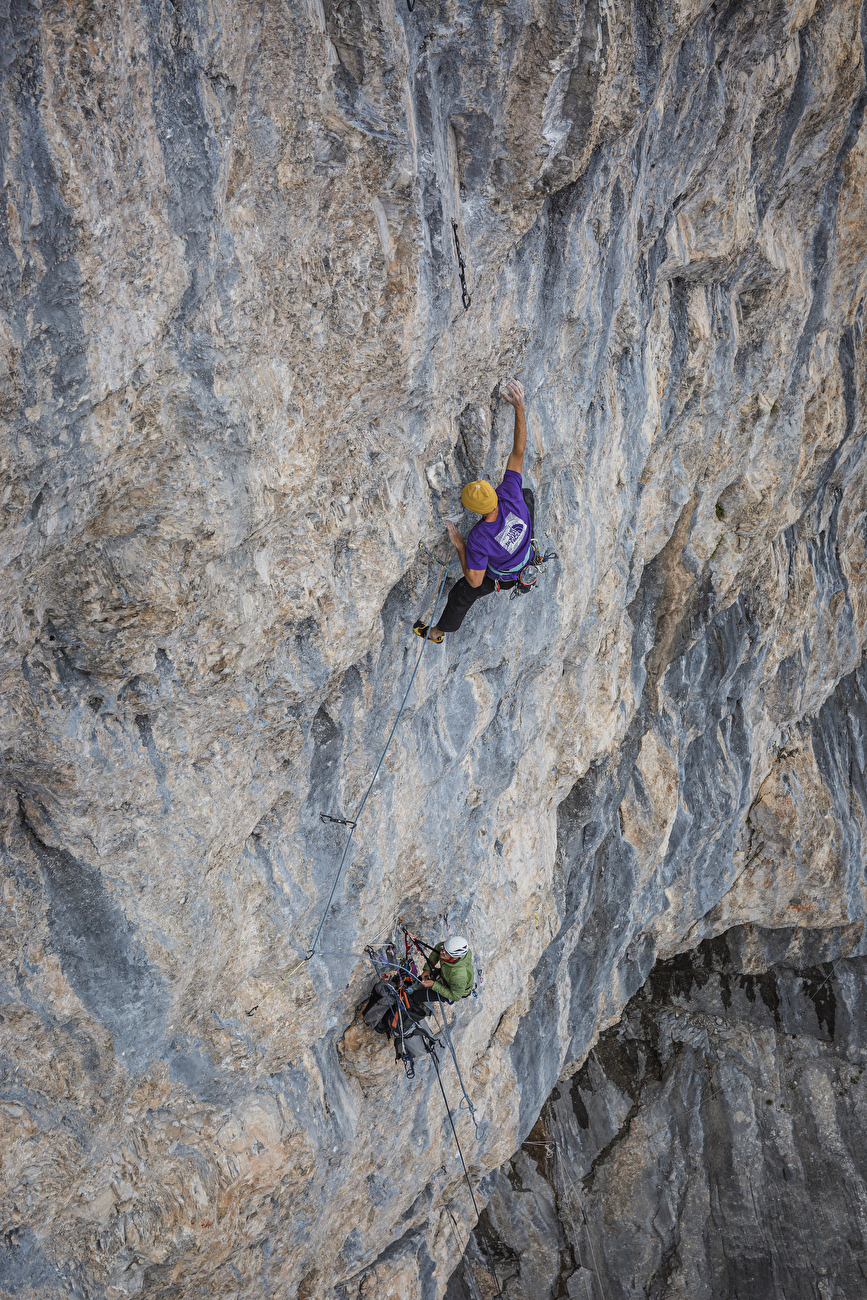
[372,926,497,1291]
[555,1143,609,1300]
[523,1138,607,1300]
[418,539,451,566]
[431,993,480,1132]
[443,1200,465,1250]
[246,556,454,1016]
[430,1048,503,1298]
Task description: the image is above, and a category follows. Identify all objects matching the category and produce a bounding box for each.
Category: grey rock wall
[1,0,867,1296]
[454,925,867,1300]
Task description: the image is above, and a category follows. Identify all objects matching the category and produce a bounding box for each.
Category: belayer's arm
[504,379,526,475]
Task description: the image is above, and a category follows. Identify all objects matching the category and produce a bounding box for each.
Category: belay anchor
[364,942,442,1080]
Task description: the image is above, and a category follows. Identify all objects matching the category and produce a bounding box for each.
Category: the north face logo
[494,512,527,554]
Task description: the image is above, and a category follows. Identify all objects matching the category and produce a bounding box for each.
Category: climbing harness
[364,942,442,1079]
[488,541,534,584]
[452,221,472,310]
[246,558,455,1016]
[490,538,559,598]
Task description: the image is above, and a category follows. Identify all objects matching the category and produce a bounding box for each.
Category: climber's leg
[406,985,438,1016]
[433,573,501,635]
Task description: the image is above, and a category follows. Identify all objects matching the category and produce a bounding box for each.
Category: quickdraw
[319,812,357,828]
[532,543,559,571]
[419,539,452,567]
[452,221,472,310]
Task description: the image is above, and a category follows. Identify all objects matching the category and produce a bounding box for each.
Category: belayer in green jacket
[407,935,473,1012]
[363,935,474,1032]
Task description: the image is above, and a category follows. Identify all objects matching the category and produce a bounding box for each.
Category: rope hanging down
[432,991,479,1132]
[555,1142,609,1300]
[523,1138,608,1300]
[431,1049,503,1298]
[246,554,454,1016]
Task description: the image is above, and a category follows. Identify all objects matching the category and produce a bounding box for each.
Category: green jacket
[424,943,474,1002]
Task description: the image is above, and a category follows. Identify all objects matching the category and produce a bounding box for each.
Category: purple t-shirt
[465,470,532,574]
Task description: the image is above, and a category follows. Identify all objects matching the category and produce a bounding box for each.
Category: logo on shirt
[494,512,528,554]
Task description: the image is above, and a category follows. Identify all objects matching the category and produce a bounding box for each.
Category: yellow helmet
[461,480,497,514]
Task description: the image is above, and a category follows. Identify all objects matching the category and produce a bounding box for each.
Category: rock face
[451,928,867,1300]
[1,0,867,1297]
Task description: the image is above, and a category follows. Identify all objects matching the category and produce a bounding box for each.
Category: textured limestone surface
[452,929,867,1300]
[2,0,867,1297]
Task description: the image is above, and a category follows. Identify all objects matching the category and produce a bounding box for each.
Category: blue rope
[430,1049,504,1299]
[246,558,453,1016]
[307,561,454,958]
[432,992,480,1132]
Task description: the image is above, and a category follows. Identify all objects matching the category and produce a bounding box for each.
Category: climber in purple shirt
[414,379,535,641]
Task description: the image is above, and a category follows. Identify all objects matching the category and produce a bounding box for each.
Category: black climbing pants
[406,985,442,1015]
[437,488,535,634]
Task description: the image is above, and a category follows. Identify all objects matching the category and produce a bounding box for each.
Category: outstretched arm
[504,379,527,474]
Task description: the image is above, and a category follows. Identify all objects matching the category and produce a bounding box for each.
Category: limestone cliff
[1,0,867,1297]
[454,927,867,1299]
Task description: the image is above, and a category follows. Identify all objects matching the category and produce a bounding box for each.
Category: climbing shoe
[413,621,443,643]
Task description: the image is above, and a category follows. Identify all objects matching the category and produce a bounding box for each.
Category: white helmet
[444,935,469,959]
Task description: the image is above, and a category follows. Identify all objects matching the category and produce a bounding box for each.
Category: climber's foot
[413,620,444,643]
